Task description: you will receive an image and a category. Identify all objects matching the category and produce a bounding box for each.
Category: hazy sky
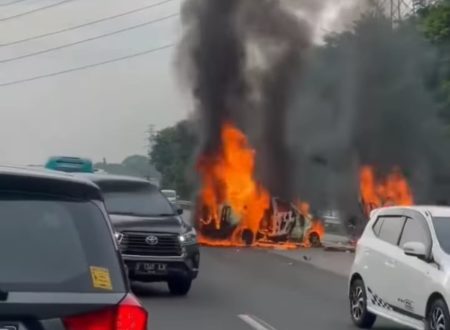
[0,0,365,166]
[0,0,185,165]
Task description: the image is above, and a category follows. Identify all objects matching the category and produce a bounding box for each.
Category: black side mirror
[177,208,184,215]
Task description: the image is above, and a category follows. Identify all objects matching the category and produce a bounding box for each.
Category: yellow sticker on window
[90,266,113,290]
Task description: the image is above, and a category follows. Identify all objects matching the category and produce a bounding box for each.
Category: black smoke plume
[178,0,450,218]
[178,0,312,201]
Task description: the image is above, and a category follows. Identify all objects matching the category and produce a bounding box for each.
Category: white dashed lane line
[238,314,278,330]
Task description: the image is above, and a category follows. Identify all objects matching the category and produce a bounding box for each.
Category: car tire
[426,298,450,330]
[350,279,376,329]
[309,232,321,247]
[168,277,192,296]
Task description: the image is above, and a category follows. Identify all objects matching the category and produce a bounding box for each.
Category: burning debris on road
[177,0,450,247]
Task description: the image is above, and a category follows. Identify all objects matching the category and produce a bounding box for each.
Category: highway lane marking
[238,314,278,330]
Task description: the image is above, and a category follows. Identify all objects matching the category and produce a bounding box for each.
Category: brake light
[64,294,148,330]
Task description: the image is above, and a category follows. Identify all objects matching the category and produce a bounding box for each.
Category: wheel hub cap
[431,307,446,330]
[351,286,364,321]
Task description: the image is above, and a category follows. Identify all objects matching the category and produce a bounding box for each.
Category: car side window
[399,217,427,248]
[377,216,406,245]
[372,217,384,236]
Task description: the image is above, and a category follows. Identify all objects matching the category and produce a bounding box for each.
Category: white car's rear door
[368,215,406,309]
[391,213,434,319]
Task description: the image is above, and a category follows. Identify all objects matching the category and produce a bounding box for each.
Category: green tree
[122,155,159,179]
[149,120,197,199]
[417,0,450,124]
[95,155,160,182]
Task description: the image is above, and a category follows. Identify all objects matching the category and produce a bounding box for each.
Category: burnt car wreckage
[196,197,324,246]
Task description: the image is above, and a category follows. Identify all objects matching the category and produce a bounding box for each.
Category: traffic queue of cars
[0,156,200,329]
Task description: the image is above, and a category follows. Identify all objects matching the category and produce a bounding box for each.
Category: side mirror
[177,208,184,215]
[403,241,427,259]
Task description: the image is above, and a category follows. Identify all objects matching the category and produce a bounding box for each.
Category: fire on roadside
[196,122,324,248]
[359,165,414,218]
[196,122,271,245]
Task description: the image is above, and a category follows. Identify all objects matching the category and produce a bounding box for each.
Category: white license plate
[135,262,167,275]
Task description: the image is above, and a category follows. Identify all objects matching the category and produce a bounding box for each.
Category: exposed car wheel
[168,277,192,296]
[350,279,376,328]
[426,298,450,330]
[309,232,321,247]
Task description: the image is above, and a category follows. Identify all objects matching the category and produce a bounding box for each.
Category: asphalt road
[134,247,407,330]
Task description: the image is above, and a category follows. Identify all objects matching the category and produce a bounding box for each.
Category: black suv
[0,166,148,330]
[82,174,200,296]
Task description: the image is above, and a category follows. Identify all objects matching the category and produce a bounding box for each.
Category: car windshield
[100,183,175,217]
[0,194,125,292]
[432,217,450,253]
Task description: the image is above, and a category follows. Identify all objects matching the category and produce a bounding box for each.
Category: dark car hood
[109,214,184,234]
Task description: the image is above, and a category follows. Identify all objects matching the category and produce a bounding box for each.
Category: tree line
[148,0,450,201]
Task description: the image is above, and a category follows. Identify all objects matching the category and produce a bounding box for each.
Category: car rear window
[0,193,125,293]
[99,181,175,217]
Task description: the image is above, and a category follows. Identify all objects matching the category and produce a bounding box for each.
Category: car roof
[0,165,102,200]
[371,205,450,218]
[74,172,154,186]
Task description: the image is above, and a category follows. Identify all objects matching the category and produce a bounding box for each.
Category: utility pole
[371,0,439,23]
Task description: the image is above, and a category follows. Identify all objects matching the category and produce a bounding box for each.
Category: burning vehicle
[192,123,416,248]
[196,196,324,247]
[193,123,324,248]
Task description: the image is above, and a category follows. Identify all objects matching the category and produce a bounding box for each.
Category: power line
[0,0,74,23]
[0,0,177,47]
[0,0,28,7]
[0,43,175,88]
[0,13,178,64]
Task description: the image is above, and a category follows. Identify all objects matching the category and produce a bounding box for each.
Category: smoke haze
[178,0,449,216]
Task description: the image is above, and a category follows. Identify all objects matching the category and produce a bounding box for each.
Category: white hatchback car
[349,206,450,330]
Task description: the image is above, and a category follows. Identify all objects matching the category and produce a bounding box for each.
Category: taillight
[116,294,148,330]
[64,294,148,330]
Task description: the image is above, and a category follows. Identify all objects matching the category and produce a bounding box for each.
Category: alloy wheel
[431,306,446,330]
[351,286,365,321]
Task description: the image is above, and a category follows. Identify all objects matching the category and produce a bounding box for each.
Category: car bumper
[121,245,200,282]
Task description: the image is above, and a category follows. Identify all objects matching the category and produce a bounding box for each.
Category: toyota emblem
[145,235,159,245]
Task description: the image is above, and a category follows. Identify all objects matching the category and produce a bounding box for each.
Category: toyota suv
[80,174,200,296]
[0,166,148,330]
[349,206,450,330]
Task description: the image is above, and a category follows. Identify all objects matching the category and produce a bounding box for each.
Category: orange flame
[197,123,270,245]
[359,165,414,217]
[196,122,327,248]
[296,201,325,246]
